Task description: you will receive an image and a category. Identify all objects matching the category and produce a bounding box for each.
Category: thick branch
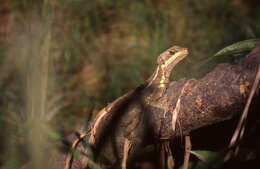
[150,46,260,140]
[53,46,260,169]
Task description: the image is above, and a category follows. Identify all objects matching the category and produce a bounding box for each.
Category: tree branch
[52,46,260,169]
[154,46,260,139]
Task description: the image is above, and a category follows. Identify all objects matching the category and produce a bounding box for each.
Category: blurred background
[0,0,259,168]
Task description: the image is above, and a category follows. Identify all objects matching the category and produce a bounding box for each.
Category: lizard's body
[64,46,189,169]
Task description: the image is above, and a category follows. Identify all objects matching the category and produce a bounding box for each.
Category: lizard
[64,45,189,169]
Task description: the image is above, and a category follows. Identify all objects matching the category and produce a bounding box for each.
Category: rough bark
[53,46,260,169]
[153,46,260,139]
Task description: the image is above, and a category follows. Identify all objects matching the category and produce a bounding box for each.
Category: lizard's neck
[143,65,173,100]
[142,46,188,101]
[146,65,172,89]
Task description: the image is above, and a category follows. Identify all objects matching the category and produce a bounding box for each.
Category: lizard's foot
[122,138,132,169]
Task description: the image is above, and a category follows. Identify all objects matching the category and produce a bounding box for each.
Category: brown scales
[64,45,189,169]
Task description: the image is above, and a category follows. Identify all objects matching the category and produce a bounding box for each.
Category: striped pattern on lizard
[64,45,189,169]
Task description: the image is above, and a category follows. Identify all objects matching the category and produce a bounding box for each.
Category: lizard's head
[157,45,188,69]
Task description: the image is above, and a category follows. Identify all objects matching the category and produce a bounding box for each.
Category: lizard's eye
[169,51,176,55]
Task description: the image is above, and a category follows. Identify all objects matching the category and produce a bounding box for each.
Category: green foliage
[190,150,225,169]
[214,39,260,57]
[190,39,260,78]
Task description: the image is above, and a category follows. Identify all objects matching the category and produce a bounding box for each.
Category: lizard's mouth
[163,48,188,67]
[174,48,188,57]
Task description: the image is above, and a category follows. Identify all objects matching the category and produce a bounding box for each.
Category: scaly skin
[64,45,189,169]
[146,46,188,100]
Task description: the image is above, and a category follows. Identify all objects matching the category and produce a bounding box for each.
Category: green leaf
[191,39,260,78]
[214,39,260,57]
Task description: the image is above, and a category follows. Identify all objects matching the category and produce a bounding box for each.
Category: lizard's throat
[147,66,172,88]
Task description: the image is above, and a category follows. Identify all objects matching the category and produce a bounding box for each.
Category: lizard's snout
[180,48,189,55]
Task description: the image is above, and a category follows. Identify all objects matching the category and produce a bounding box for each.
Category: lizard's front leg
[121,136,144,169]
[121,105,145,169]
[122,139,132,169]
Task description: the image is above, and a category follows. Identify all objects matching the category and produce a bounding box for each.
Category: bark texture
[53,46,260,169]
[154,47,260,139]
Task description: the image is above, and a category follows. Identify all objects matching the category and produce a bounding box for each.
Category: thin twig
[225,65,260,160]
[183,136,191,169]
[64,133,88,169]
